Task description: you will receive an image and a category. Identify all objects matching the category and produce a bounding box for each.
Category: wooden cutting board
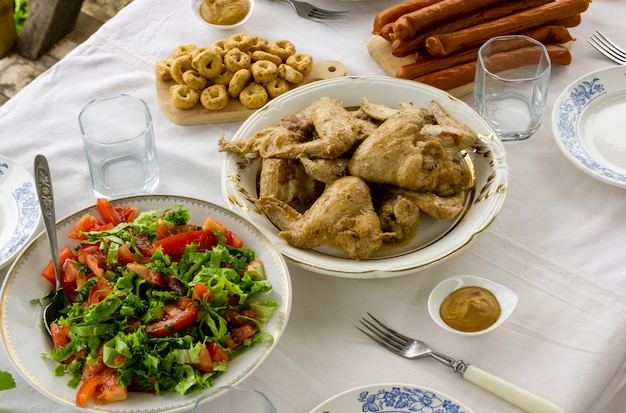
[367,35,474,98]
[157,60,346,125]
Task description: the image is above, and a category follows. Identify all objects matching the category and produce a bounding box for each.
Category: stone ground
[0,0,130,108]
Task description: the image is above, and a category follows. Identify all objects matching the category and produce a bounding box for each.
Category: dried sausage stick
[397,25,574,79]
[390,0,555,57]
[393,0,509,41]
[425,0,590,56]
[373,0,444,35]
[412,44,572,91]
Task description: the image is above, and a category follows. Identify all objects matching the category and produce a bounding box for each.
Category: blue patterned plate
[0,154,41,269]
[309,383,474,413]
[552,66,626,188]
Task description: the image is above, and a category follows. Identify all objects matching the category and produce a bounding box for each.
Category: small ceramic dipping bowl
[428,275,518,336]
[190,0,255,30]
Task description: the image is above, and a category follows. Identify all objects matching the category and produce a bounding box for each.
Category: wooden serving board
[157,60,346,125]
[367,35,474,98]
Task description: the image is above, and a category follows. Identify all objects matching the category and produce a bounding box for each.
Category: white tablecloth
[1,1,625,412]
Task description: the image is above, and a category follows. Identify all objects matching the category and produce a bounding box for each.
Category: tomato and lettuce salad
[39,198,277,407]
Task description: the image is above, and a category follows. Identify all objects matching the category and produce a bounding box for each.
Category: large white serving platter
[0,195,291,413]
[222,76,508,278]
[552,65,626,188]
[309,383,474,413]
[0,154,41,269]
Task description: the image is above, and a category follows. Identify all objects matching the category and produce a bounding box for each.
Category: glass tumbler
[79,94,159,198]
[474,35,551,141]
[193,386,277,413]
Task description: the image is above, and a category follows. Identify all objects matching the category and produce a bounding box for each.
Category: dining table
[1,0,625,412]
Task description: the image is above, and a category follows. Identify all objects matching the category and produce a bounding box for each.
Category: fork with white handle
[357,313,564,413]
[588,31,626,65]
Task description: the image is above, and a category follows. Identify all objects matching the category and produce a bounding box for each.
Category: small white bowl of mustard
[190,0,255,30]
[428,275,518,336]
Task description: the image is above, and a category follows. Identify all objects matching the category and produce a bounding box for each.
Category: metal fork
[358,313,564,413]
[271,0,347,22]
[588,31,626,65]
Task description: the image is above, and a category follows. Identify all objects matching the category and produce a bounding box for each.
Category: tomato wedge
[193,282,212,302]
[69,214,114,240]
[208,342,229,362]
[202,216,243,247]
[145,298,200,337]
[76,368,126,406]
[41,245,76,285]
[153,230,218,255]
[96,198,138,226]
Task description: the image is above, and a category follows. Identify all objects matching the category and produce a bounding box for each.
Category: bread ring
[278,63,304,84]
[170,84,199,109]
[173,43,197,58]
[224,48,252,72]
[266,40,296,61]
[192,49,223,79]
[251,50,282,66]
[239,83,268,109]
[264,78,291,99]
[171,55,193,84]
[228,68,252,98]
[190,47,209,60]
[249,36,269,52]
[286,53,313,76]
[183,70,208,90]
[225,33,253,52]
[200,84,229,111]
[155,59,173,81]
[211,39,229,57]
[213,70,235,86]
[251,60,278,84]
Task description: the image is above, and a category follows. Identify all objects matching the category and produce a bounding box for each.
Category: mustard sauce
[439,286,501,332]
[200,0,250,26]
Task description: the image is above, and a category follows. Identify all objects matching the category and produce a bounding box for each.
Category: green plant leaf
[0,370,16,391]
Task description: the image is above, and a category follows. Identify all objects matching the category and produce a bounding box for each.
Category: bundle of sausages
[372,0,592,91]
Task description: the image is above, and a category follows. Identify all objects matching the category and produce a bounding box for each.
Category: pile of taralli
[155,33,313,110]
[372,0,592,91]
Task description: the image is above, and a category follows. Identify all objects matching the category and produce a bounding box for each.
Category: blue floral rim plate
[0,154,41,269]
[309,383,474,413]
[552,66,626,188]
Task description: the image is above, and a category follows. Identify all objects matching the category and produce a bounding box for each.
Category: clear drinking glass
[474,35,551,141]
[193,387,277,413]
[79,94,159,198]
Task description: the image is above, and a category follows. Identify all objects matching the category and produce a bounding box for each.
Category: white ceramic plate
[309,383,474,413]
[552,66,626,188]
[222,76,508,278]
[428,275,518,336]
[0,154,41,269]
[0,195,291,413]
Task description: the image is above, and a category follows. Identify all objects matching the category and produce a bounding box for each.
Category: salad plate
[0,195,291,413]
[0,154,41,269]
[309,383,474,413]
[552,65,626,188]
[222,76,508,278]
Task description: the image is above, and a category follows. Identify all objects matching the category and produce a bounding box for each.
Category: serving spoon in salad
[34,154,64,337]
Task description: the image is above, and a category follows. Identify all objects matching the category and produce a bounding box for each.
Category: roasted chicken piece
[385,187,468,220]
[256,176,392,260]
[420,100,478,159]
[374,190,422,243]
[268,97,359,159]
[299,157,350,185]
[348,104,446,191]
[259,158,324,213]
[432,158,471,197]
[218,105,313,158]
